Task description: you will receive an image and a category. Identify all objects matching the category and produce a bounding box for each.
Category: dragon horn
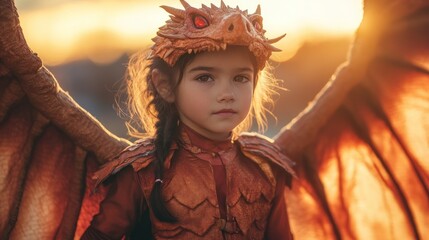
[160,6,185,18]
[267,34,286,44]
[180,0,191,9]
[220,0,227,10]
[268,44,282,52]
[255,4,261,15]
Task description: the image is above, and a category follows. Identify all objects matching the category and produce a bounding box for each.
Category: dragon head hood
[148,0,285,70]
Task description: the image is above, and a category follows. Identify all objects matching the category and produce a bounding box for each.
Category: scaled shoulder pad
[237,132,296,185]
[92,138,156,188]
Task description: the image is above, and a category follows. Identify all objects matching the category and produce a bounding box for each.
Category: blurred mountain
[267,37,351,136]
[48,55,130,139]
[48,37,351,139]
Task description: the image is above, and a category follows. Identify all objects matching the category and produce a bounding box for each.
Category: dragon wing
[2,0,428,239]
[275,0,429,239]
[0,0,130,238]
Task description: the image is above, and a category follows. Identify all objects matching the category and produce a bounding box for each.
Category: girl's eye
[195,74,213,82]
[234,75,251,83]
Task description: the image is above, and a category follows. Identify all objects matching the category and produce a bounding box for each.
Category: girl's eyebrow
[188,66,217,72]
[188,66,254,72]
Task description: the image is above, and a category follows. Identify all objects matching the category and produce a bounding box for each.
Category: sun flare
[16,0,363,65]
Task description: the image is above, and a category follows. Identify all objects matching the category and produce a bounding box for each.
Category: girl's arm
[81,166,145,240]
[264,172,294,240]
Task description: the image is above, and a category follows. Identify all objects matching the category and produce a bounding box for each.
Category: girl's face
[174,46,255,141]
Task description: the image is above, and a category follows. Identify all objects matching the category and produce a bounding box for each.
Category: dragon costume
[82,2,296,238]
[0,0,428,239]
[83,124,295,239]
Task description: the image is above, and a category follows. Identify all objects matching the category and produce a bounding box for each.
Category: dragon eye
[193,15,209,29]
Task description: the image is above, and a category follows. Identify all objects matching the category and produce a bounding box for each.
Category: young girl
[82,1,295,239]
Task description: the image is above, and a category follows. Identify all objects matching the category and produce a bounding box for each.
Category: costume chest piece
[139,143,276,239]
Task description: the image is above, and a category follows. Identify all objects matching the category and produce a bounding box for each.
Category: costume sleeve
[81,166,146,240]
[264,172,294,240]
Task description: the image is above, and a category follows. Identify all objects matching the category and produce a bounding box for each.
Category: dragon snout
[223,13,254,43]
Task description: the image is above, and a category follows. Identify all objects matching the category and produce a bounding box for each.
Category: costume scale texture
[83,125,295,239]
[148,0,284,70]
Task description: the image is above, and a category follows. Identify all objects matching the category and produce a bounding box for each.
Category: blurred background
[15,0,363,139]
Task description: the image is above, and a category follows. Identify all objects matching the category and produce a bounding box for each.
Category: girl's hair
[124,46,280,222]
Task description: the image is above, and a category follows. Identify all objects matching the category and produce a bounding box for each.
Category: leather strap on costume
[216,217,241,234]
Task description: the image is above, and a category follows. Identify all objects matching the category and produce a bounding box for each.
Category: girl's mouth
[213,109,237,115]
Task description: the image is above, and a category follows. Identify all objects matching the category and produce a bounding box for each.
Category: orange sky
[16,0,363,65]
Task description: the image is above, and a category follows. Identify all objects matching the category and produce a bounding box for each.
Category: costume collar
[164,123,235,168]
[179,123,233,154]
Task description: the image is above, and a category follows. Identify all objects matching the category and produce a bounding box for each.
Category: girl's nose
[218,93,234,102]
[217,82,235,103]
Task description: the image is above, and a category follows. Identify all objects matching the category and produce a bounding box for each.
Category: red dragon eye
[193,15,209,29]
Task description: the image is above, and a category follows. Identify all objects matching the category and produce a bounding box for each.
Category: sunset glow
[16,0,363,65]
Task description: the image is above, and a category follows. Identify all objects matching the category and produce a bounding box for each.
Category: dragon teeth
[186,44,226,55]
